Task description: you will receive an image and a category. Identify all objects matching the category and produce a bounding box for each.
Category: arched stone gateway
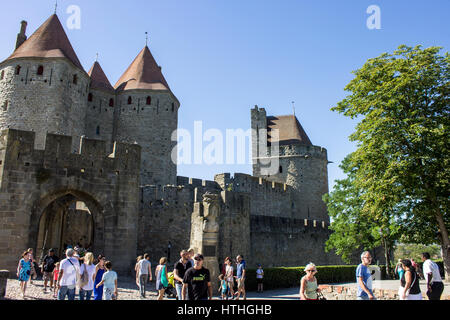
[31,189,104,261]
[0,129,141,273]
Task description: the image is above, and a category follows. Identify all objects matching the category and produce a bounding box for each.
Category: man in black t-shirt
[182,254,212,300]
[41,249,59,293]
[174,250,193,300]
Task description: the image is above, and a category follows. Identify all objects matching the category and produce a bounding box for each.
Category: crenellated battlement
[176,176,221,190]
[250,215,330,232]
[0,128,140,174]
[278,144,328,160]
[214,172,289,193]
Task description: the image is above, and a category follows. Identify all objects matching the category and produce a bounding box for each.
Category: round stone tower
[114,46,180,186]
[251,106,330,222]
[0,14,89,151]
[85,60,116,153]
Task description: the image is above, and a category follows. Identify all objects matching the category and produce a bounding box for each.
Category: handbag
[79,264,90,288]
[317,291,327,300]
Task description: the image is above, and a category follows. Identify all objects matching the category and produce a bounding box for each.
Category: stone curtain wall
[115,90,179,187]
[0,129,141,273]
[137,177,222,266]
[249,215,343,267]
[218,191,251,264]
[0,58,89,152]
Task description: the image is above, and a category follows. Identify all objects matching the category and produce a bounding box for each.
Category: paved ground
[4,278,449,300]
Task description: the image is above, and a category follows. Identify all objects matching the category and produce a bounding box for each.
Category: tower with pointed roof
[251,106,330,221]
[114,46,180,186]
[85,60,116,153]
[0,14,89,151]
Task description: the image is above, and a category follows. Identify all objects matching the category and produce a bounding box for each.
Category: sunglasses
[307,269,317,272]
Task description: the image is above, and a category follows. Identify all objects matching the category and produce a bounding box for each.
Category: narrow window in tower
[73,74,78,85]
[172,103,175,112]
[96,126,100,135]
[2,100,8,111]
[109,98,114,107]
[15,65,21,75]
[37,65,44,75]
[128,96,132,105]
[0,70,5,80]
[146,96,151,105]
[279,166,283,174]
[88,93,93,102]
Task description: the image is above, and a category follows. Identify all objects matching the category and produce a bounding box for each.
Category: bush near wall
[244,266,358,292]
[244,261,446,292]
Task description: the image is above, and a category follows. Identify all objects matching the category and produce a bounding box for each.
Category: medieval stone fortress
[0,14,342,274]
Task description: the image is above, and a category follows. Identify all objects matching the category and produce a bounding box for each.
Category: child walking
[95,261,118,300]
[256,264,264,293]
[218,274,228,300]
[52,262,60,298]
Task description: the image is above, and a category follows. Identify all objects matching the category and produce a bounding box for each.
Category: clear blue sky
[1,0,449,189]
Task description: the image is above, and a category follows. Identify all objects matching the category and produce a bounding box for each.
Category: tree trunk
[382,237,391,279]
[435,210,450,282]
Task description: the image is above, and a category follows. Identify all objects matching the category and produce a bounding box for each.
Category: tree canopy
[327,45,449,278]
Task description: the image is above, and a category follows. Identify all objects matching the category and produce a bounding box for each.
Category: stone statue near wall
[190,191,221,294]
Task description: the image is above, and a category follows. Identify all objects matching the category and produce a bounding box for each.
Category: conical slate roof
[4,14,84,71]
[267,115,312,146]
[88,61,114,92]
[115,46,170,91]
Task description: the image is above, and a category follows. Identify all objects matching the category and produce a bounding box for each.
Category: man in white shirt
[421,252,444,300]
[57,248,80,300]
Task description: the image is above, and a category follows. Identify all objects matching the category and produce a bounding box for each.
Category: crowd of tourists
[355,251,444,301]
[15,246,444,301]
[16,246,116,300]
[298,251,444,301]
[135,248,248,301]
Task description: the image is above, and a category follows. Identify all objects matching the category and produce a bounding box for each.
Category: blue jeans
[175,283,183,300]
[79,289,93,300]
[58,286,76,300]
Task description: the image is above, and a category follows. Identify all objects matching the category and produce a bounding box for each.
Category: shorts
[43,272,52,281]
[237,278,245,290]
[104,287,116,300]
[256,278,263,284]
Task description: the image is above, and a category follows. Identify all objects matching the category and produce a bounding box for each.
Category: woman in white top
[79,252,97,300]
[225,257,235,298]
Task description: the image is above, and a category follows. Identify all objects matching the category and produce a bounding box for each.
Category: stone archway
[29,189,105,262]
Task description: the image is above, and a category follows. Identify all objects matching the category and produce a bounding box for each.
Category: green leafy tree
[323,155,400,274]
[332,45,449,281]
[394,243,441,262]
